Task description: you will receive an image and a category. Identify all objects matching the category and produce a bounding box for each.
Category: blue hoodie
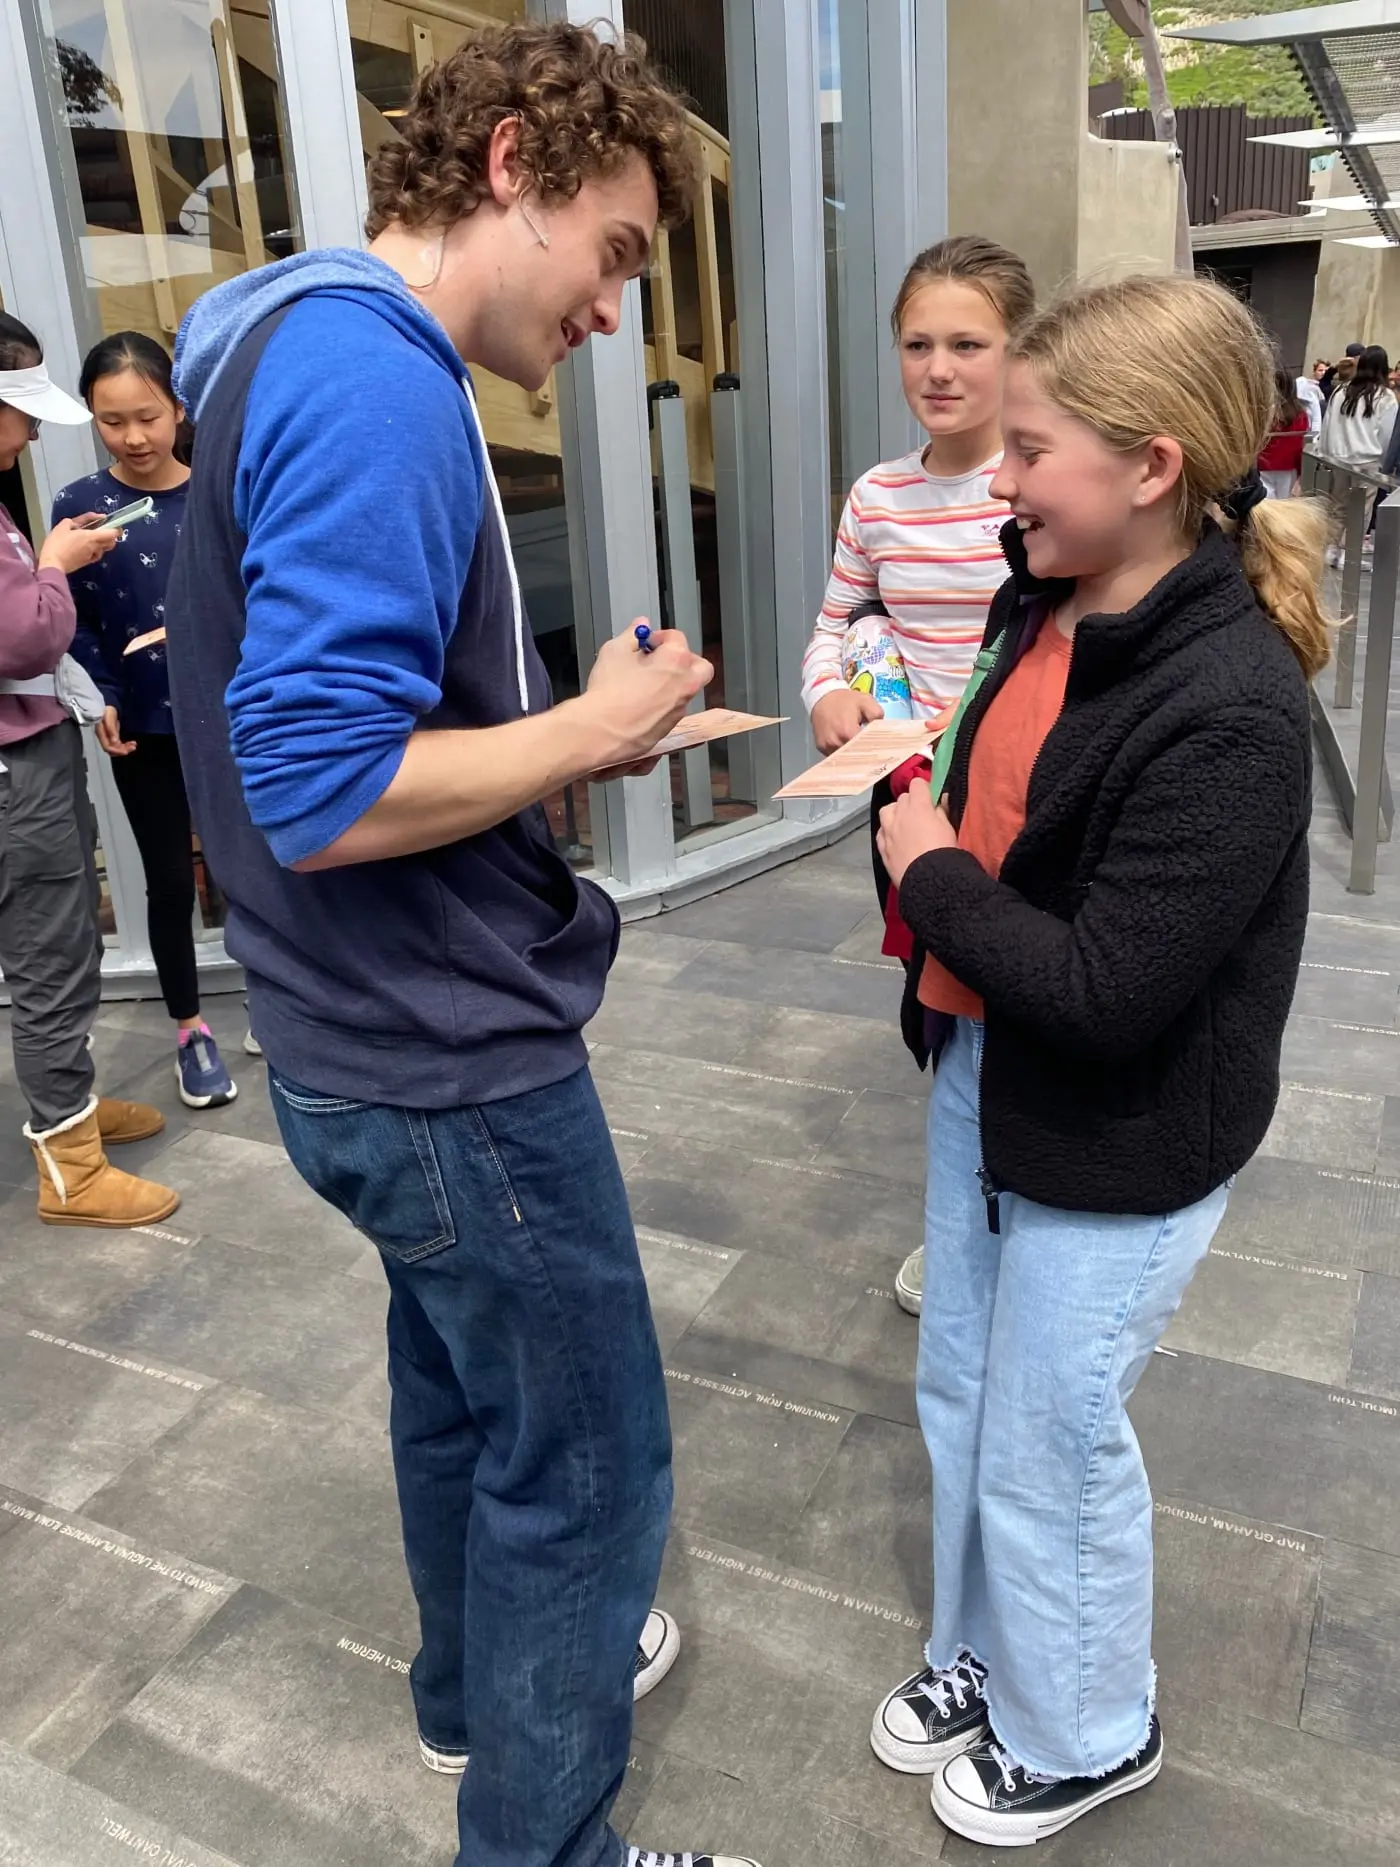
[164,250,619,1108]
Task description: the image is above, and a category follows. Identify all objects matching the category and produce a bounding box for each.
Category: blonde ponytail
[1010,276,1335,677]
[1236,497,1333,680]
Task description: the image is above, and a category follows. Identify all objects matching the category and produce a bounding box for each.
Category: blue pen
[634,622,656,654]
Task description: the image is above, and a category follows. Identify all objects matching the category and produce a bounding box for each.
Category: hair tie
[1220,466,1268,530]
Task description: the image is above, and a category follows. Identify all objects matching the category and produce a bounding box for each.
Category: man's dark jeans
[270,1062,672,1867]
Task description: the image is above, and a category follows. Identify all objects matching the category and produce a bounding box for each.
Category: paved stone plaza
[2,768,1400,1864]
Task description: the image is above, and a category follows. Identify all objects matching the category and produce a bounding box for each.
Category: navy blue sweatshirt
[52,467,185,735]
[164,251,618,1108]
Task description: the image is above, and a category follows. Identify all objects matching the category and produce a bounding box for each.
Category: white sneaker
[242,1029,262,1057]
[418,1735,469,1774]
[635,1607,681,1699]
[894,1247,923,1315]
[418,1609,681,1775]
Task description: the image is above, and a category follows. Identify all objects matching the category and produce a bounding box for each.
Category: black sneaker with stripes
[932,1714,1164,1847]
[871,1653,991,1773]
[625,1853,761,1867]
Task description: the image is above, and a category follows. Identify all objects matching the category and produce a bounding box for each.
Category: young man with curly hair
[164,23,757,1867]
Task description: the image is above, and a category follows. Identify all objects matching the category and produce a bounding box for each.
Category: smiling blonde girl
[871,274,1328,1849]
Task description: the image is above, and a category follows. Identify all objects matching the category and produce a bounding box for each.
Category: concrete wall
[945,0,1176,299]
[1078,135,1179,284]
[946,0,1085,298]
[1306,239,1400,365]
[1307,240,1385,361]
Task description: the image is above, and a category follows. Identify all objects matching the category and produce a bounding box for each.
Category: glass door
[24,0,301,958]
[40,0,298,345]
[627,0,777,848]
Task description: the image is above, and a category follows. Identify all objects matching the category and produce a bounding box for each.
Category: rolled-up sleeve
[227,302,482,866]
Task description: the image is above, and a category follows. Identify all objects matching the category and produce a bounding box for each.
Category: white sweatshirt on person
[1320,385,1399,469]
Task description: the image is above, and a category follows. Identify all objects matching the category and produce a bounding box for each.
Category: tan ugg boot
[25,1098,180,1229]
[95,1098,166,1145]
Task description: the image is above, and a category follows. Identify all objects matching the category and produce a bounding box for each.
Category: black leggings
[111,733,200,1021]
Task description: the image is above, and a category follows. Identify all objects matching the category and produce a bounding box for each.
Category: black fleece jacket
[897,520,1311,1216]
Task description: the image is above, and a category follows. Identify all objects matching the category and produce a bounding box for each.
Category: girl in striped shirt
[803,236,1036,752]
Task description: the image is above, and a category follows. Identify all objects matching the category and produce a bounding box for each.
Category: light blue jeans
[917,1018,1228,1780]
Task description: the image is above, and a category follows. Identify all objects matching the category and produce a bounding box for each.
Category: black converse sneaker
[634,1607,681,1700]
[932,1714,1164,1847]
[870,1654,991,1772]
[625,1853,761,1867]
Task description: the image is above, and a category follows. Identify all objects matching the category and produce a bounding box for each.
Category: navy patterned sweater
[51,467,186,736]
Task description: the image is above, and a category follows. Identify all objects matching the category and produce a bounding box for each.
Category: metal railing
[1300,448,1397,894]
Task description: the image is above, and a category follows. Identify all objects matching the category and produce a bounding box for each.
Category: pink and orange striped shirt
[802,450,1010,719]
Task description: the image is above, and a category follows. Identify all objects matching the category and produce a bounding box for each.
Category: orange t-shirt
[919,619,1074,1018]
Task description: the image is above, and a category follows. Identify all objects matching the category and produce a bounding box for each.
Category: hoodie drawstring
[461,376,530,717]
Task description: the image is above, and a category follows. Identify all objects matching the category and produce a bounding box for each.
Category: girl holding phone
[53,331,237,1110]
[0,309,177,1226]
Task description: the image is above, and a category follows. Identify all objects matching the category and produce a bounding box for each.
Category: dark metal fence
[1096,104,1312,226]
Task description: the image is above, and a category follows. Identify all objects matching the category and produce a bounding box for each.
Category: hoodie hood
[173,248,533,715]
[173,248,466,418]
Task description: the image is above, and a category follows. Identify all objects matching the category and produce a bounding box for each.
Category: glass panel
[819,0,846,534]
[630,0,772,846]
[35,0,298,942]
[44,0,296,343]
[346,0,595,867]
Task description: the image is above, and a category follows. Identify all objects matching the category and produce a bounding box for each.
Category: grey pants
[0,721,101,1130]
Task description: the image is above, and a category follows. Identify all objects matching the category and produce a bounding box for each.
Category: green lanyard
[925,632,1003,804]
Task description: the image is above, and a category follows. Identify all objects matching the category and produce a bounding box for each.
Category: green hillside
[1090,2,1336,118]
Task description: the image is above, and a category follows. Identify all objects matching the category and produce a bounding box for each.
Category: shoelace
[626,1853,708,1867]
[989,1743,1021,1796]
[917,1654,987,1719]
[986,1742,1056,1796]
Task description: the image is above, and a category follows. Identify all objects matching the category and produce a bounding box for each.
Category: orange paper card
[773,719,943,799]
[649,707,786,756]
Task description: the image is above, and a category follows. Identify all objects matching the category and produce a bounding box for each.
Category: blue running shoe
[176,1025,238,1109]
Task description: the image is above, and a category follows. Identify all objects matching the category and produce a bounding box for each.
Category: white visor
[0,361,92,426]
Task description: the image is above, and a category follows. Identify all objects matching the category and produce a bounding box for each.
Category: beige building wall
[945,0,1177,299]
[1306,241,1400,361]
[946,0,1085,298]
[1301,160,1400,363]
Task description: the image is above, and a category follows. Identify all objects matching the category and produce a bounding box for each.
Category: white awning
[1169,2,1400,243]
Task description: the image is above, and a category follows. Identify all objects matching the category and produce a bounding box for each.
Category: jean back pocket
[269,1074,456,1262]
